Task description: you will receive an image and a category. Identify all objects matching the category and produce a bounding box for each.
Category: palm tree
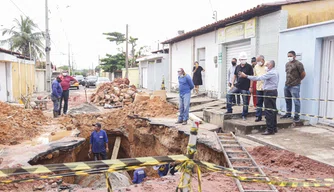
[1,15,44,59]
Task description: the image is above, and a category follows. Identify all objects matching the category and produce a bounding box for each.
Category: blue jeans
[51,95,60,112]
[178,93,191,121]
[227,87,250,117]
[284,85,301,118]
[94,151,107,161]
[256,91,264,118]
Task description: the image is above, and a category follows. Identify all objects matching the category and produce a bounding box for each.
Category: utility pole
[45,0,51,92]
[68,43,71,76]
[92,63,94,76]
[125,24,129,78]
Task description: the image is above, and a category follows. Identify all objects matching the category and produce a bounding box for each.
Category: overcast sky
[0,0,275,69]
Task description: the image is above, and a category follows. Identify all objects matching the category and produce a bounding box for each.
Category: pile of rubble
[90,78,137,106]
[0,102,50,145]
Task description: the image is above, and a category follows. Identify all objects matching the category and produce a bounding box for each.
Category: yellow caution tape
[176,160,202,192]
[0,155,189,177]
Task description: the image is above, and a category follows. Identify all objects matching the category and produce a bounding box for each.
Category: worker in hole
[132,168,147,184]
[176,68,194,125]
[154,164,170,177]
[89,123,109,160]
[51,76,63,118]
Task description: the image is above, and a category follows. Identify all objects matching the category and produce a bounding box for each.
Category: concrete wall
[194,31,219,93]
[35,69,46,92]
[278,20,334,124]
[170,38,192,90]
[282,0,334,28]
[122,67,139,87]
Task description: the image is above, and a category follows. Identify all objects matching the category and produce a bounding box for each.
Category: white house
[137,53,169,91]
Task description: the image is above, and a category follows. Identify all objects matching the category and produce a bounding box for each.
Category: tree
[103,32,125,45]
[100,53,125,73]
[1,16,44,59]
[58,65,69,71]
[129,36,138,67]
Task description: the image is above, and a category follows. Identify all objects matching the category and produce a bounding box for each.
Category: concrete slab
[246,125,334,166]
[224,116,294,135]
[190,100,225,112]
[148,118,222,152]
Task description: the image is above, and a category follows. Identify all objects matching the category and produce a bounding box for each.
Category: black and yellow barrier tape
[0,155,189,177]
[196,161,334,187]
[206,90,334,102]
[176,160,202,192]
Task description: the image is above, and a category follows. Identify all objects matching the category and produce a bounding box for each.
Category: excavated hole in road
[29,124,226,189]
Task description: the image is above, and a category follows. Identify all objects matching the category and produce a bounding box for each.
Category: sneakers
[280,114,291,119]
[182,121,187,125]
[255,117,262,122]
[293,116,300,122]
[262,131,275,135]
[242,116,247,121]
[175,120,183,124]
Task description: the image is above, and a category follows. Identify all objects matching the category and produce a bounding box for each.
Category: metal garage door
[142,67,148,89]
[226,40,251,91]
[319,38,334,125]
[0,63,7,102]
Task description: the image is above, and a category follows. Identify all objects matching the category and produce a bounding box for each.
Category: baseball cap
[92,123,102,128]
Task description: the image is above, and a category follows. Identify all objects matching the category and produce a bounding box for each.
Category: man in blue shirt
[51,77,63,118]
[132,168,146,184]
[176,68,194,125]
[239,60,279,135]
[89,123,109,160]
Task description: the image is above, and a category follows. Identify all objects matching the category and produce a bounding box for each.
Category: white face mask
[177,72,182,76]
[288,57,294,62]
[265,67,268,71]
[257,62,262,66]
[240,60,246,65]
[62,73,68,76]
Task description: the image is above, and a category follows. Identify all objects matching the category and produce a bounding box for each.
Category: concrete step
[223,117,294,135]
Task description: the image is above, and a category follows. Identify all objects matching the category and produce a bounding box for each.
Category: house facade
[0,48,35,102]
[162,0,334,99]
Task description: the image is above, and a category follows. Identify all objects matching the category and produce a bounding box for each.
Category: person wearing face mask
[192,61,205,95]
[281,51,306,122]
[239,60,279,135]
[226,52,254,121]
[253,55,267,122]
[176,68,194,125]
[59,70,78,115]
[248,57,258,108]
[228,58,241,105]
[51,76,63,118]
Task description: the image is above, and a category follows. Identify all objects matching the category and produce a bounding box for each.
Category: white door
[319,38,334,125]
[36,71,46,92]
[197,48,206,92]
[0,63,7,102]
[226,40,251,91]
[142,67,148,89]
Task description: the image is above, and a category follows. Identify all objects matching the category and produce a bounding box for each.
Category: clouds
[1,0,274,69]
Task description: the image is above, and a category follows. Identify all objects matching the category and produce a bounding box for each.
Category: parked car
[85,76,98,88]
[74,75,84,85]
[96,77,110,87]
[70,77,80,90]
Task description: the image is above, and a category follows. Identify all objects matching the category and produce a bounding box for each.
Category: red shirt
[60,75,77,91]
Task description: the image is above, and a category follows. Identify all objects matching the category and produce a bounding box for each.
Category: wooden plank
[190,100,225,112]
[111,137,121,159]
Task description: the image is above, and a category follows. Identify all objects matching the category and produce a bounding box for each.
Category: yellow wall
[11,61,36,101]
[122,67,139,87]
[283,0,334,28]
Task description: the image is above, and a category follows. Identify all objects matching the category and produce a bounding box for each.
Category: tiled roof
[0,47,32,60]
[161,0,314,44]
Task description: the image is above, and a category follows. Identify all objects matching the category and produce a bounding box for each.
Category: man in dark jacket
[51,77,63,118]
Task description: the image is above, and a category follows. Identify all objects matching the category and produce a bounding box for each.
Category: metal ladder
[215,132,278,192]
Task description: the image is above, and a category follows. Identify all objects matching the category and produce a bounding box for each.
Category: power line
[8,0,64,55]
[208,0,214,12]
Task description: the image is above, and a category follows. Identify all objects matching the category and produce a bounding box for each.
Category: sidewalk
[245,125,334,166]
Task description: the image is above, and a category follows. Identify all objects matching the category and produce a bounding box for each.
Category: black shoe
[280,114,291,119]
[255,117,262,122]
[175,120,183,124]
[225,111,232,114]
[274,129,277,133]
[182,121,187,125]
[293,116,300,122]
[242,116,247,121]
[262,131,275,135]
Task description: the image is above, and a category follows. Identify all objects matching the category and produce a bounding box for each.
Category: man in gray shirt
[239,60,279,135]
[228,58,240,105]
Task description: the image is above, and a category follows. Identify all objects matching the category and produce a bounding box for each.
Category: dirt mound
[58,98,177,138]
[0,102,50,145]
[90,78,137,106]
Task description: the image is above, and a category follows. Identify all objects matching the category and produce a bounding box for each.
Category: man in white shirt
[227,58,240,105]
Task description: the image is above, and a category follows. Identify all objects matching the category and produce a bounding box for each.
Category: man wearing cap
[59,70,78,115]
[89,123,109,161]
[226,52,254,120]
